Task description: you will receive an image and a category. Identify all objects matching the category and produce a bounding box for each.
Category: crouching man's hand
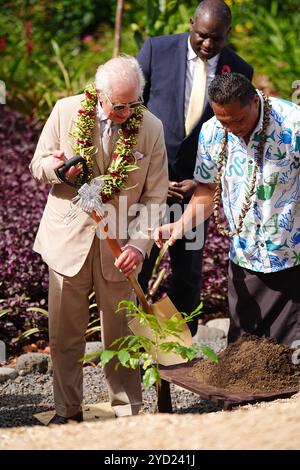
[154,222,183,249]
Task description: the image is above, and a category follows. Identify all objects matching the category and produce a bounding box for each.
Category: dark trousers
[139,219,209,336]
[228,260,300,346]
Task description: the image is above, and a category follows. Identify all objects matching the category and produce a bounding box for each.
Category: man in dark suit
[137,0,253,336]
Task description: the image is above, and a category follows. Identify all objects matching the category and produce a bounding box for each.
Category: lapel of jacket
[216,47,232,75]
[176,33,189,136]
[92,116,104,176]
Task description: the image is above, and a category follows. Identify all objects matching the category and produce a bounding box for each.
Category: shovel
[56,155,192,365]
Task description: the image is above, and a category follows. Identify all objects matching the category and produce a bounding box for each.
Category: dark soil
[189,335,300,393]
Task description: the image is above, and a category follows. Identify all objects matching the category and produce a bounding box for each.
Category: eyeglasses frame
[102,92,143,111]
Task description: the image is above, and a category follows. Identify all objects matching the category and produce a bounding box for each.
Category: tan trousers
[48,236,142,418]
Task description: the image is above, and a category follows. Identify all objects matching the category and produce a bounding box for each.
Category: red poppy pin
[221,64,232,74]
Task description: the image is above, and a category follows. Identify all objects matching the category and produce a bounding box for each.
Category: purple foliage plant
[0,107,48,353]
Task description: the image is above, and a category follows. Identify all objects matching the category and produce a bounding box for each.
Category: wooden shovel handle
[91,210,150,312]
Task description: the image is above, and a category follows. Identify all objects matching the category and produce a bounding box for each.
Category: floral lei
[213,92,272,237]
[70,83,144,203]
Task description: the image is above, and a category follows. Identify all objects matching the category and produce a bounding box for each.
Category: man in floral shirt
[137,0,253,337]
[155,73,300,346]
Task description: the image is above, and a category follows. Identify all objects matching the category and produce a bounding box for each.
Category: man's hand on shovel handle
[52,151,82,179]
[115,246,143,277]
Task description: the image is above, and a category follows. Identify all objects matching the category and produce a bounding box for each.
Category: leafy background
[0,0,298,354]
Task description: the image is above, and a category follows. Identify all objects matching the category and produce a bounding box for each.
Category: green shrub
[125,0,196,49]
[229,0,300,99]
[1,0,114,45]
[1,25,137,123]
[0,1,137,122]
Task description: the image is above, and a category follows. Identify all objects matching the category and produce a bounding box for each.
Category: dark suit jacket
[137,32,253,181]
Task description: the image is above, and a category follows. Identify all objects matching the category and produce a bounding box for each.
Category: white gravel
[0,339,226,428]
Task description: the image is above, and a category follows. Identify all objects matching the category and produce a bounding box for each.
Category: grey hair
[95,55,145,97]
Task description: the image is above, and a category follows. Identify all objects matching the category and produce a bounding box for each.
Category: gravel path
[1,391,300,450]
[0,339,226,428]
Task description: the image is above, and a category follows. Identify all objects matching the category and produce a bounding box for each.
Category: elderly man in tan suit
[30,56,168,424]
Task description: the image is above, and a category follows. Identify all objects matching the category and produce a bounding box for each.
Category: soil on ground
[189,335,300,393]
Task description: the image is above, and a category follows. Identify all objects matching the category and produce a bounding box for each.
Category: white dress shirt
[97,101,116,134]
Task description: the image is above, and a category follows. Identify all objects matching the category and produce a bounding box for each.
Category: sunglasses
[104,92,143,111]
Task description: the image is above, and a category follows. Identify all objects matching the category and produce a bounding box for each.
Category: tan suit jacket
[30,94,168,280]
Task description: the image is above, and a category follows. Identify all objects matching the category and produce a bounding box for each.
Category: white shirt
[184,38,220,119]
[97,101,116,134]
[97,100,107,123]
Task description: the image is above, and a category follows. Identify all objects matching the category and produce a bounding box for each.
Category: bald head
[194,0,231,26]
[190,0,231,60]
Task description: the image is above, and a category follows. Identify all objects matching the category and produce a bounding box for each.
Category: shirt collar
[187,37,220,66]
[252,90,264,135]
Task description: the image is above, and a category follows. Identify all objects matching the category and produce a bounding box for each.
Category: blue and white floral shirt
[194,91,300,272]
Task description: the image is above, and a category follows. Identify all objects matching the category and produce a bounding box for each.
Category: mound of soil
[189,335,300,393]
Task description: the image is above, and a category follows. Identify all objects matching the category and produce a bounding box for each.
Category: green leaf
[117,350,131,367]
[129,357,140,369]
[189,303,203,317]
[175,344,198,361]
[100,350,117,365]
[81,350,102,362]
[110,335,132,349]
[84,326,101,337]
[127,335,142,348]
[88,303,98,310]
[201,345,219,363]
[86,318,100,327]
[19,327,47,340]
[0,308,11,318]
[26,307,49,316]
[159,341,178,353]
[88,291,95,300]
[142,358,153,370]
[51,39,61,58]
[143,366,160,389]
[135,336,155,351]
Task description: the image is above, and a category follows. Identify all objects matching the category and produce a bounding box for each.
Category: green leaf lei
[70,83,144,203]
